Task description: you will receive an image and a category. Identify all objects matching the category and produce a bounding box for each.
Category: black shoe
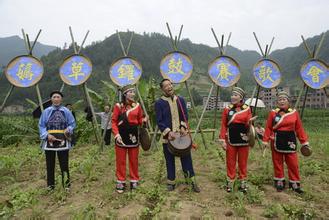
[226,180,233,193]
[47,185,55,191]
[167,184,175,191]
[289,182,304,194]
[130,182,138,190]
[238,180,247,193]
[191,182,201,193]
[116,182,126,194]
[275,180,285,192]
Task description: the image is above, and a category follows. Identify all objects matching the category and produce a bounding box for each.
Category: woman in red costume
[219,87,255,193]
[112,84,148,193]
[263,91,310,194]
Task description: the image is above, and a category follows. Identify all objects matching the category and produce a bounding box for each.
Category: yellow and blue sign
[59,55,92,86]
[253,59,281,88]
[109,56,142,86]
[208,55,240,87]
[5,55,44,88]
[160,51,193,83]
[300,59,328,89]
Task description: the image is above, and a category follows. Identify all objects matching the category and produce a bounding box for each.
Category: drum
[168,133,192,157]
[139,126,151,151]
[300,145,312,157]
[248,125,256,147]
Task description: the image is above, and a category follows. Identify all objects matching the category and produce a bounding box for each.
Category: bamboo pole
[83,83,101,146]
[211,28,224,55]
[253,85,261,116]
[135,85,153,131]
[301,35,312,58]
[212,85,220,140]
[69,26,78,54]
[166,22,176,49]
[126,32,134,55]
[100,89,118,150]
[78,30,90,54]
[300,86,309,120]
[294,84,306,110]
[30,29,42,54]
[253,32,265,57]
[185,81,208,148]
[0,85,14,112]
[35,84,44,112]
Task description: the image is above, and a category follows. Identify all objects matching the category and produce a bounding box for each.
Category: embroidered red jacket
[219,104,252,141]
[263,108,309,146]
[111,102,144,139]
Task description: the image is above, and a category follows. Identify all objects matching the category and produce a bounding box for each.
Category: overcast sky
[1,0,328,51]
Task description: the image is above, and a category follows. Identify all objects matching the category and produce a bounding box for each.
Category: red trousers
[226,144,249,181]
[115,146,139,183]
[271,145,300,182]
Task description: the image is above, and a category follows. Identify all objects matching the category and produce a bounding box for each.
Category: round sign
[59,54,92,86]
[253,59,281,88]
[109,56,142,87]
[300,59,328,89]
[208,55,240,87]
[5,55,44,88]
[160,51,193,83]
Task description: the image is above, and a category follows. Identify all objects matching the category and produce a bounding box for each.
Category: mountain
[0,31,328,107]
[270,30,329,90]
[0,35,57,67]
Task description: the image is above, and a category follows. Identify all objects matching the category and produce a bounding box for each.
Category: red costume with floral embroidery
[112,102,144,184]
[219,103,252,181]
[263,108,309,183]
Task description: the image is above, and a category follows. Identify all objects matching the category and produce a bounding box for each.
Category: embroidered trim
[161,95,180,132]
[273,109,296,130]
[227,106,250,125]
[126,103,140,118]
[273,132,297,153]
[163,127,171,136]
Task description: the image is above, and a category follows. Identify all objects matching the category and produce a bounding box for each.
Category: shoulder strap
[176,97,191,137]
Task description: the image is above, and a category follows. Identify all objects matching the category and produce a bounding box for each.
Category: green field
[0,109,328,219]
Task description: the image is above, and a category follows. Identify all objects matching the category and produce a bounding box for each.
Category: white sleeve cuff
[180,121,187,129]
[163,128,171,136]
[301,142,309,146]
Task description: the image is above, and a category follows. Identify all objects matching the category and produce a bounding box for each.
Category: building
[260,87,290,109]
[260,86,329,109]
[186,101,191,109]
[291,89,329,109]
[202,96,230,110]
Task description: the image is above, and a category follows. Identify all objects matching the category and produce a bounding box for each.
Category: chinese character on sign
[216,63,233,80]
[259,65,274,82]
[168,58,184,75]
[307,66,323,83]
[118,64,135,80]
[68,62,85,80]
[17,63,33,80]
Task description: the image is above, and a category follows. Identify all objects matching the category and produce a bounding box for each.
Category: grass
[0,109,328,219]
